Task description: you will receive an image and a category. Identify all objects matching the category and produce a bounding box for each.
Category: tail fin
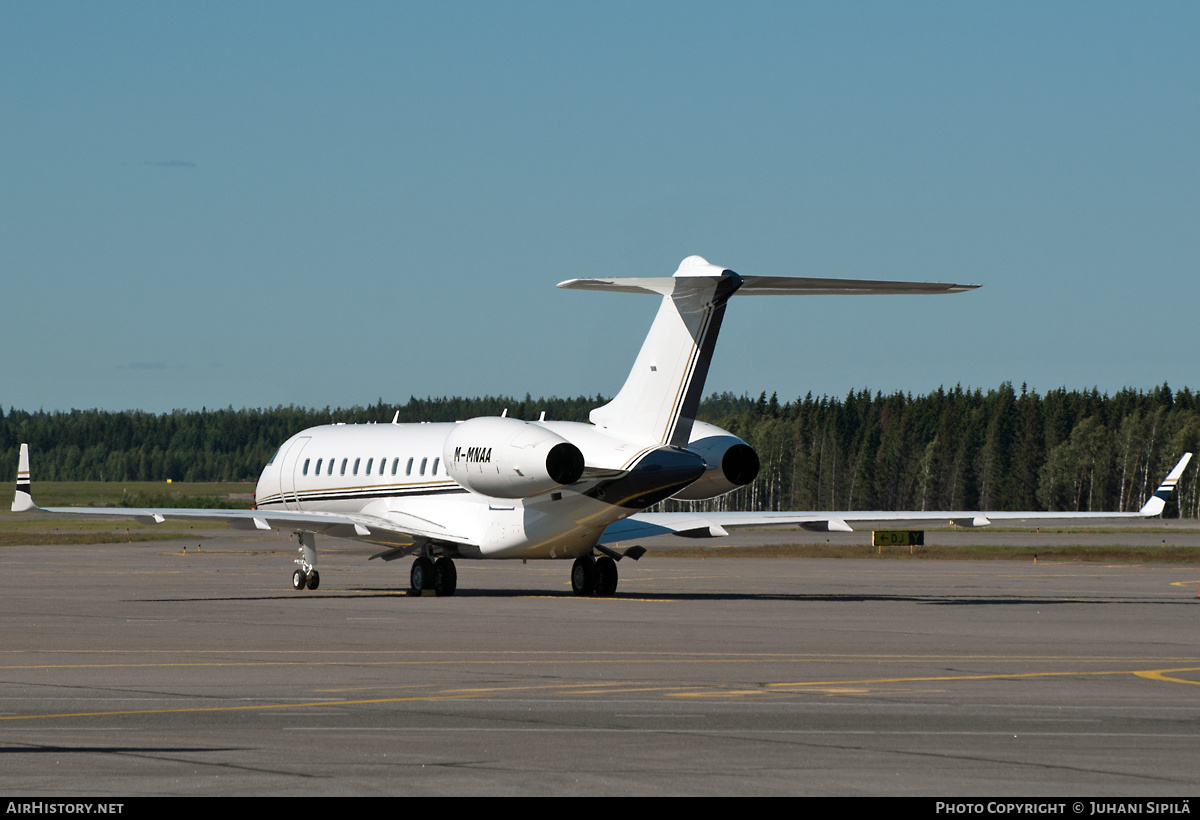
[560,256,742,446]
[558,255,978,448]
[1138,452,1193,516]
[12,443,37,512]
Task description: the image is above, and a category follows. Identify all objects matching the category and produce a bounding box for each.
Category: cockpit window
[266,448,281,466]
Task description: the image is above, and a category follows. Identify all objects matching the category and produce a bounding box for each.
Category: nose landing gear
[291,532,319,591]
[292,567,320,590]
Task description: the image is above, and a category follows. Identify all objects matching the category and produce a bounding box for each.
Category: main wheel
[595,556,618,596]
[306,570,320,590]
[571,556,596,596]
[434,557,457,597]
[292,568,308,590]
[411,556,435,592]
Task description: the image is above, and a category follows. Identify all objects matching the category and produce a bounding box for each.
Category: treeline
[673,382,1200,518]
[0,396,601,483]
[2,384,1199,517]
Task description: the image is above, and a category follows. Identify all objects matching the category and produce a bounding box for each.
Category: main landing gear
[571,554,618,597]
[291,532,320,591]
[410,555,457,597]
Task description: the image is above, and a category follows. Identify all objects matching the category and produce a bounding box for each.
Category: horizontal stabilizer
[558,274,979,296]
[561,257,979,449]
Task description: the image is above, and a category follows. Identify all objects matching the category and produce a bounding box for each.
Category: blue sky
[3,2,1197,414]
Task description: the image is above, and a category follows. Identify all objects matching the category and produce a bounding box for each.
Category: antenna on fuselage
[391,411,400,425]
[501,408,508,418]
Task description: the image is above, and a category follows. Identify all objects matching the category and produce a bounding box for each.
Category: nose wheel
[292,568,319,590]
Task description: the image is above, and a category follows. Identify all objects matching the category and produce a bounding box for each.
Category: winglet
[1138,452,1193,516]
[12,443,38,512]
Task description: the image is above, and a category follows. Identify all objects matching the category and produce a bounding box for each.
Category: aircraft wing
[34,505,470,548]
[599,453,1192,543]
[11,446,471,549]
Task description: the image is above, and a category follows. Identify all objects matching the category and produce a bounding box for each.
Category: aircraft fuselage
[253,420,706,559]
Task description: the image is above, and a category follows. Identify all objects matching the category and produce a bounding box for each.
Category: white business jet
[12,256,1192,596]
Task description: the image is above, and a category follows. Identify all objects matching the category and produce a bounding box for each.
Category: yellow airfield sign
[872,530,925,547]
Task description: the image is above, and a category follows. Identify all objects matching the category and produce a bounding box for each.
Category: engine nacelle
[443,416,585,499]
[671,420,760,500]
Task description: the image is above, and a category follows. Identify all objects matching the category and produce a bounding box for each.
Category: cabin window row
[300,456,441,478]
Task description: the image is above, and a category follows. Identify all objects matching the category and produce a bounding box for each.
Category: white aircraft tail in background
[11,256,1191,596]
[563,255,978,448]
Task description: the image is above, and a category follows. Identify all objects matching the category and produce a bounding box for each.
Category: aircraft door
[277,436,311,511]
